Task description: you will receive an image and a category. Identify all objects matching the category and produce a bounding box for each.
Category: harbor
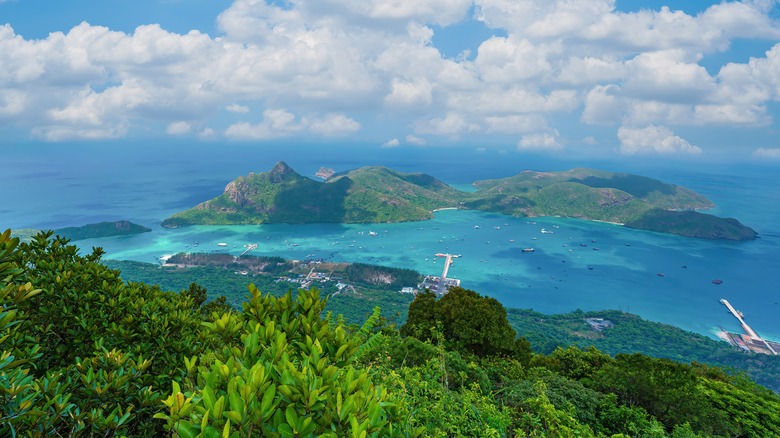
[719,298,779,355]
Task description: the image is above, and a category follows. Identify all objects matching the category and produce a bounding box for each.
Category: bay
[2,141,779,341]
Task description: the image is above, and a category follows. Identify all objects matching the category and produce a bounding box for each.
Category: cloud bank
[1,0,779,158]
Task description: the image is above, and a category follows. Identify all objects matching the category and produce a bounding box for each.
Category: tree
[401,287,519,358]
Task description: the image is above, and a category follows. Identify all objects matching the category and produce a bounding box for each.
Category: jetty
[720,298,779,355]
[237,243,258,259]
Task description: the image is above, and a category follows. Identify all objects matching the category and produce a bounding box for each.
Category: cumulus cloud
[224,109,359,140]
[198,128,216,139]
[617,125,702,155]
[226,104,250,113]
[518,130,563,150]
[0,0,779,153]
[382,138,400,148]
[166,121,191,135]
[405,135,426,145]
[752,148,780,158]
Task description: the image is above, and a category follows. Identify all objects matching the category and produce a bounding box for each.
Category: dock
[237,243,258,258]
[720,298,778,355]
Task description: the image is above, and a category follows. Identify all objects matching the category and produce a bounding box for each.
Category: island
[162,161,757,240]
[314,166,335,180]
[53,220,152,241]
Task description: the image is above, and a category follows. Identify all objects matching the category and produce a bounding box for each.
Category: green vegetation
[507,308,780,393]
[162,161,461,227]
[53,220,152,241]
[163,162,756,240]
[104,258,416,326]
[624,209,758,240]
[3,229,780,436]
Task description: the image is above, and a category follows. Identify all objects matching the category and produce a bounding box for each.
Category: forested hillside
[2,229,779,436]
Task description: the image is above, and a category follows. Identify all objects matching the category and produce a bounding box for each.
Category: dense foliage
[507,308,780,393]
[3,229,780,437]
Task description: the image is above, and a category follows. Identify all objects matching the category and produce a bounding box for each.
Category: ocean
[3,141,779,341]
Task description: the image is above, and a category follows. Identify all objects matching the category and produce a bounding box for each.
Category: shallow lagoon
[77,207,780,342]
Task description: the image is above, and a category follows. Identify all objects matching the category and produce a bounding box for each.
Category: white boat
[217,242,228,247]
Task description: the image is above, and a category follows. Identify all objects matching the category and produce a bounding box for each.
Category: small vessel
[369,231,378,236]
[541,228,554,234]
[522,248,535,253]
[474,225,481,229]
[217,243,228,247]
[657,273,665,277]
[712,279,723,285]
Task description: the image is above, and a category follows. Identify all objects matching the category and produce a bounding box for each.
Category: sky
[2,0,780,161]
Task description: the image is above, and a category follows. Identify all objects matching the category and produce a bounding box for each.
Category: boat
[474,225,481,229]
[369,231,377,236]
[217,242,228,247]
[657,273,665,277]
[522,248,535,253]
[541,228,554,234]
[712,279,723,285]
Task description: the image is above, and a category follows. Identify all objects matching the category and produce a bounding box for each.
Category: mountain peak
[271,161,292,174]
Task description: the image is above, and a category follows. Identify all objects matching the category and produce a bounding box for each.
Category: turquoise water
[2,142,779,341]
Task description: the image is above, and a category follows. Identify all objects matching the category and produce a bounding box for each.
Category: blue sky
[1,0,780,161]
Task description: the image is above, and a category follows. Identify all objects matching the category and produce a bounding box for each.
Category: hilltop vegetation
[163,162,756,240]
[3,230,780,436]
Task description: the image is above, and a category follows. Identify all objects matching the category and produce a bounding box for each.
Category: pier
[720,298,778,355]
[237,243,258,258]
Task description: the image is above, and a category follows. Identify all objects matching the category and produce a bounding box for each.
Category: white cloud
[752,148,780,158]
[166,121,191,135]
[617,125,702,155]
[198,128,216,139]
[415,112,479,136]
[582,84,624,125]
[484,114,547,133]
[382,138,400,148]
[384,79,433,107]
[518,130,562,150]
[225,109,359,140]
[0,0,778,155]
[405,134,426,145]
[226,104,250,113]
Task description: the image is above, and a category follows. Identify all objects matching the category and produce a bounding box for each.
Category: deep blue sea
[3,141,779,341]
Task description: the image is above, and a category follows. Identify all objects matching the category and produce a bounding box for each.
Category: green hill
[466,168,756,240]
[163,163,756,240]
[53,220,151,241]
[162,161,462,227]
